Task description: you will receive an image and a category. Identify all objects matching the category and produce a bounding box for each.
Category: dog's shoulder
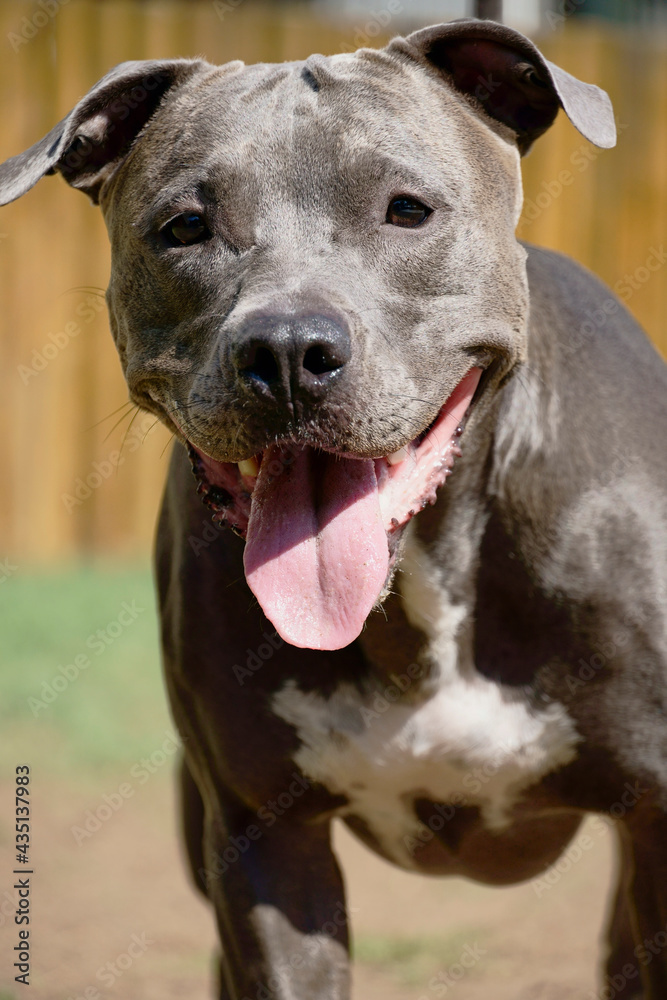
[523,241,665,379]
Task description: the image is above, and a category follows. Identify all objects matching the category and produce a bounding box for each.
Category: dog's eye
[386,197,432,228]
[163,213,210,247]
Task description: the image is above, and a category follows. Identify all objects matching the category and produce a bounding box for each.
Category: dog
[2,17,666,999]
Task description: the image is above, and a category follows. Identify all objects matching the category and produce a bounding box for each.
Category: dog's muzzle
[187,365,482,652]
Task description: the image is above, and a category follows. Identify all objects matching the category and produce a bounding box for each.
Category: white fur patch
[272,529,580,868]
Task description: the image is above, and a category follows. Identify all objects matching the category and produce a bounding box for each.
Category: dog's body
[2,18,667,999]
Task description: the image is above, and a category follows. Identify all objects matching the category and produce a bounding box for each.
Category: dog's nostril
[243,346,280,384]
[234,312,351,398]
[303,345,342,377]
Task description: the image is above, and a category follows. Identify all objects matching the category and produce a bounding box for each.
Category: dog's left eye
[162,213,211,247]
[386,197,432,228]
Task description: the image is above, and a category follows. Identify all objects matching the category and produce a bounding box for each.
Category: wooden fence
[0,1,665,563]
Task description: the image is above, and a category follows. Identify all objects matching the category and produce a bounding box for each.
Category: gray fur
[2,18,665,1000]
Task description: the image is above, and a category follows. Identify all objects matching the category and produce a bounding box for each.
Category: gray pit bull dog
[2,17,667,999]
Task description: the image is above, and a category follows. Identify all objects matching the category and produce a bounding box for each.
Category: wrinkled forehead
[185,51,464,153]
[127,49,510,209]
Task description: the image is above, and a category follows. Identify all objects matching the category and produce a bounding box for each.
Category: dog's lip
[186,366,482,539]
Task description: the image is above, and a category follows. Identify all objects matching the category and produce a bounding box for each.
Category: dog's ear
[0,58,208,206]
[393,19,616,154]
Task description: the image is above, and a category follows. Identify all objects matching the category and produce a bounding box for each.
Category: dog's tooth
[387,448,408,466]
[238,457,259,478]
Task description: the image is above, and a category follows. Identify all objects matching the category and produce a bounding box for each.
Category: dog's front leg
[604,826,646,1000]
[609,810,667,1000]
[202,792,351,1000]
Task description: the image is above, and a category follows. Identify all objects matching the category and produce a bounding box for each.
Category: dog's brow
[343,150,461,207]
[135,186,208,234]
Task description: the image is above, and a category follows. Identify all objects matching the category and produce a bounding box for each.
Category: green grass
[353,930,486,986]
[1,567,174,774]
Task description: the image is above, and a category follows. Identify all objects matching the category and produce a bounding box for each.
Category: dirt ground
[0,770,616,1000]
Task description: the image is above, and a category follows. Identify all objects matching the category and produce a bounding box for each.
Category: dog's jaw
[187,367,481,650]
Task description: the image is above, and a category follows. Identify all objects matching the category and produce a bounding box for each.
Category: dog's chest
[272,532,580,868]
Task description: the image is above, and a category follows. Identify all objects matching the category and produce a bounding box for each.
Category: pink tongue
[243,447,388,650]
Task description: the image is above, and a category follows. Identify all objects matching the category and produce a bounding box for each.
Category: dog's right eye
[386,196,432,228]
[162,213,211,247]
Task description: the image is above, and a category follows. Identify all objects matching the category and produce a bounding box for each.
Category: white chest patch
[271,529,580,869]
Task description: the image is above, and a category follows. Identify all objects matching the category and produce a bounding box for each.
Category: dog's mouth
[187,367,482,650]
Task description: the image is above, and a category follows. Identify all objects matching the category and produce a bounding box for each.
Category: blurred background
[0,2,665,998]
[1,0,666,564]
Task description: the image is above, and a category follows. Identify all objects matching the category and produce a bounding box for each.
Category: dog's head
[0,19,615,650]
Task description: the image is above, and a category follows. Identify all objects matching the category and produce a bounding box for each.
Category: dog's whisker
[385,393,437,406]
[84,400,136,433]
[59,285,107,299]
[101,405,141,444]
[142,418,160,444]
[119,407,142,458]
[160,432,176,459]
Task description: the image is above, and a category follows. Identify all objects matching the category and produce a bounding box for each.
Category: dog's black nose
[232,312,351,400]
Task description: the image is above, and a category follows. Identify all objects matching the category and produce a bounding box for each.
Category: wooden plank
[0,6,665,563]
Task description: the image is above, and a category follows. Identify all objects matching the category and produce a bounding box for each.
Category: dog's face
[0,20,615,650]
[105,47,525,463]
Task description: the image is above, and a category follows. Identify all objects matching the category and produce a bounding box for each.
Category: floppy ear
[392,19,616,154]
[0,58,208,206]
